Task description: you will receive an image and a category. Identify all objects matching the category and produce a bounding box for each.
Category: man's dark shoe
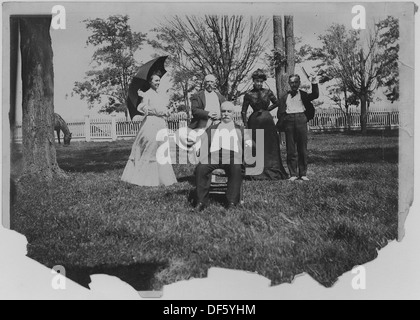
[225,202,237,210]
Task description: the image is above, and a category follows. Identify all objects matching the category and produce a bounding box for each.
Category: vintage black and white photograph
[1,1,417,299]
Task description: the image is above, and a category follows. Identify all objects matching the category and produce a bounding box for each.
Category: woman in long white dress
[121,73,177,187]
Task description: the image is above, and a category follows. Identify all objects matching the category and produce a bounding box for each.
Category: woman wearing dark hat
[241,69,288,180]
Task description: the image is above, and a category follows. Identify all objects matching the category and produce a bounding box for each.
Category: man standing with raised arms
[277,74,319,181]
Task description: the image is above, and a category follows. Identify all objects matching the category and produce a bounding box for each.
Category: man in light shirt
[189,74,227,130]
[276,74,319,181]
[193,101,253,212]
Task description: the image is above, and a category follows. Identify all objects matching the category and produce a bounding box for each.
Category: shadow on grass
[58,162,127,173]
[63,263,167,291]
[311,129,399,138]
[311,147,398,164]
[10,142,131,174]
[177,175,195,185]
[57,148,129,173]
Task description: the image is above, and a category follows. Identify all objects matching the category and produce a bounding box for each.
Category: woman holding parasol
[121,57,177,187]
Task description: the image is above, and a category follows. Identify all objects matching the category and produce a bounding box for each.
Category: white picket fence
[309,110,399,132]
[12,110,399,143]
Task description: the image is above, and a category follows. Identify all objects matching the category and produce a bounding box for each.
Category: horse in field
[54,113,72,145]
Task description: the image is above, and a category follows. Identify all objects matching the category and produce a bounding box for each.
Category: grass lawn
[10,130,399,290]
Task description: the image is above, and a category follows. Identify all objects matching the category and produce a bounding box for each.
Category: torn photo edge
[0,0,418,299]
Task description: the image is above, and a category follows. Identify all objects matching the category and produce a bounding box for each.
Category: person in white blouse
[121,72,177,187]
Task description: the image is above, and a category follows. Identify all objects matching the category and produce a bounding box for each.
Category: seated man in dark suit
[189,74,227,130]
[193,101,253,212]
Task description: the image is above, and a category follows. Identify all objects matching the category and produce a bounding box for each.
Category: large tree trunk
[181,80,191,124]
[274,16,294,146]
[273,16,283,96]
[273,16,295,99]
[346,108,352,131]
[360,94,368,134]
[20,17,63,180]
[359,49,368,134]
[219,81,230,100]
[343,90,351,131]
[184,95,191,125]
[273,16,286,98]
[284,16,295,76]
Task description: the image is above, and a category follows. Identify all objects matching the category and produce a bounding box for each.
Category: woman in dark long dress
[241,69,288,180]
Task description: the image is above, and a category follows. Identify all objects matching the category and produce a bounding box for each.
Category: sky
[4,1,409,121]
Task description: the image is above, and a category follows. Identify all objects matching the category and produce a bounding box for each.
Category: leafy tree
[73,15,147,116]
[175,104,188,113]
[148,26,197,120]
[376,16,399,102]
[148,27,201,122]
[326,81,359,130]
[308,16,399,133]
[266,41,312,76]
[152,15,270,101]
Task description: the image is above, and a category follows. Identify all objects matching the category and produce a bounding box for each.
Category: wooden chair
[209,168,249,205]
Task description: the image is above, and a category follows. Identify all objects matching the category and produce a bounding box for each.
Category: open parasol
[127,56,168,120]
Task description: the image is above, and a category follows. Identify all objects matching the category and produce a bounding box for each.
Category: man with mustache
[189,74,227,130]
[277,74,319,182]
[193,101,253,212]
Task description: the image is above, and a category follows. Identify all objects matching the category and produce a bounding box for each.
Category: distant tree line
[73,14,399,134]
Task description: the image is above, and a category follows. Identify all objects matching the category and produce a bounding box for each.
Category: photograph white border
[1,0,419,300]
